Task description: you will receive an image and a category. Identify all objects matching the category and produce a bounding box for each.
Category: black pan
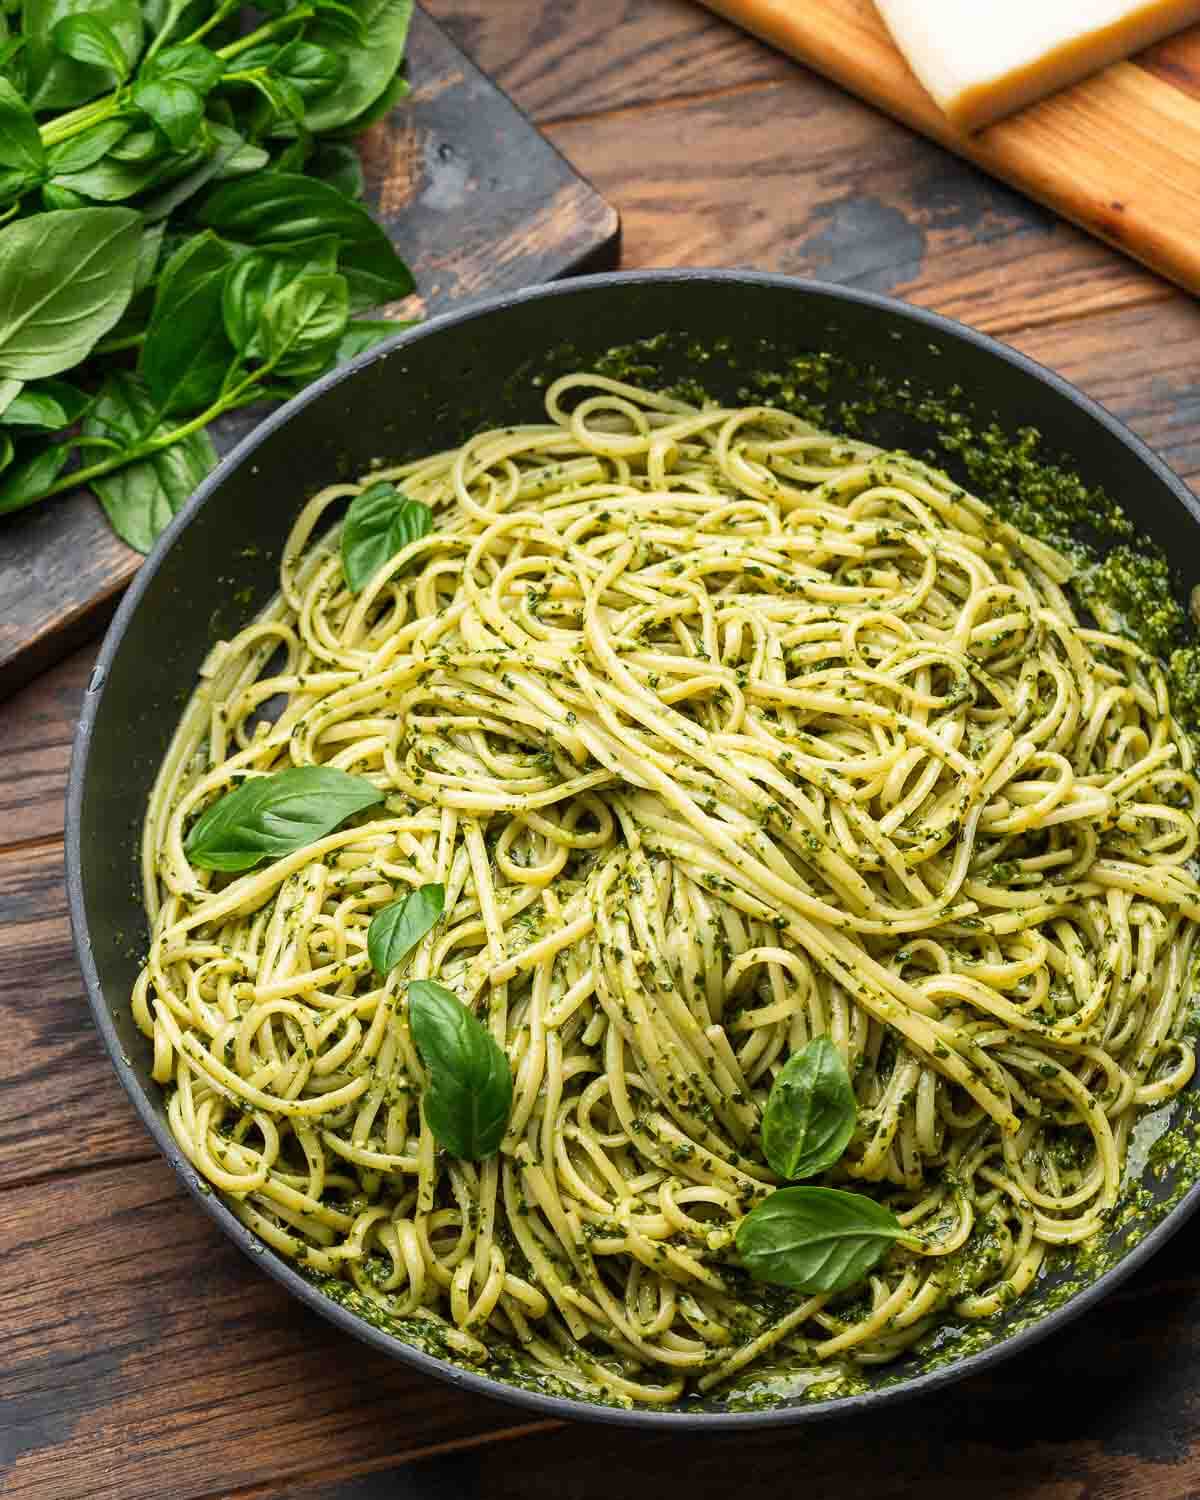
[67,270,1200,1429]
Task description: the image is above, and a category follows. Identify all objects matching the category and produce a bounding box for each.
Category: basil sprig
[367,882,444,974]
[737,1036,904,1295]
[408,979,512,1161]
[341,480,433,594]
[184,764,383,872]
[761,1036,856,1180]
[735,1187,906,1294]
[0,1,415,547]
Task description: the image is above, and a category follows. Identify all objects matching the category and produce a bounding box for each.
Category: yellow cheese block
[873,0,1200,129]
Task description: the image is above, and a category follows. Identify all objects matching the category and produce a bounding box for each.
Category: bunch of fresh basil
[736,1038,908,1295]
[0,0,416,551]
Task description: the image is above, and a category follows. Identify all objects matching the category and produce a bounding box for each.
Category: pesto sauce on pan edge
[314,331,1200,1411]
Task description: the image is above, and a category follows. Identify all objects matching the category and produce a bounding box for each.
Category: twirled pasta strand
[133,374,1200,1404]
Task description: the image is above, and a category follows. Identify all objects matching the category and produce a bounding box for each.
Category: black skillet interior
[68,271,1200,1429]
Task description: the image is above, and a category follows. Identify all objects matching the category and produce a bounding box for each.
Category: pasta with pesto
[133,373,1200,1404]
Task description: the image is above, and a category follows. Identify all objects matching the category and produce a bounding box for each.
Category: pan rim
[65,267,1200,1431]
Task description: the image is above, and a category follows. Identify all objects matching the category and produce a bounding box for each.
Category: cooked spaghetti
[133,374,1200,1403]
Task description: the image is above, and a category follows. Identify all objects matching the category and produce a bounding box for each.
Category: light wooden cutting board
[703,0,1200,295]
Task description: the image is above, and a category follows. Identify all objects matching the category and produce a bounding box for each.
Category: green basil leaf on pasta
[341,481,432,593]
[185,765,384,872]
[761,1037,856,1181]
[408,979,512,1161]
[368,882,445,975]
[736,1187,905,1294]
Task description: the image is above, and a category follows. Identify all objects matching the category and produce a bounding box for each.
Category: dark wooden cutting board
[0,5,620,699]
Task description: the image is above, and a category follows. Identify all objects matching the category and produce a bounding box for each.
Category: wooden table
[6,4,1200,1496]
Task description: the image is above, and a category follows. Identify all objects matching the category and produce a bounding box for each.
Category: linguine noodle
[132,373,1200,1403]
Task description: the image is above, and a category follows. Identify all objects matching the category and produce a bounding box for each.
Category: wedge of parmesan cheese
[874,0,1200,130]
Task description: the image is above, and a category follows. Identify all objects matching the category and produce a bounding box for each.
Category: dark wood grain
[424,0,795,122]
[0,647,95,849]
[0,1159,546,1500]
[0,844,151,1190]
[0,5,618,704]
[542,70,1169,336]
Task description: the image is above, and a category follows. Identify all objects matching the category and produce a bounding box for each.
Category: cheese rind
[874,0,1200,130]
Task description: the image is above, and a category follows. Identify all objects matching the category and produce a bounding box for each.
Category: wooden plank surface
[6,0,1200,1495]
[701,0,1200,298]
[0,4,619,703]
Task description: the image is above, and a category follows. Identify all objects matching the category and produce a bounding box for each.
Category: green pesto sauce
[310,329,1200,1414]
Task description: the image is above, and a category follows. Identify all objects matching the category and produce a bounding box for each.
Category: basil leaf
[85,371,215,551]
[272,39,346,101]
[309,141,364,201]
[329,72,408,138]
[0,39,26,77]
[142,42,224,92]
[337,317,404,363]
[133,220,167,292]
[0,79,44,177]
[44,119,131,176]
[0,439,72,516]
[0,207,140,380]
[196,172,413,309]
[52,148,195,202]
[140,231,235,414]
[51,14,132,80]
[0,378,23,419]
[0,433,12,474]
[2,386,69,429]
[197,169,375,244]
[761,1037,856,1181]
[248,72,306,127]
[0,167,39,208]
[341,481,432,593]
[137,138,236,222]
[220,244,336,355]
[109,126,160,162]
[368,883,444,975]
[736,1187,905,1294]
[408,979,512,1161]
[300,0,413,133]
[339,228,414,311]
[133,77,203,149]
[185,764,384,872]
[311,0,368,41]
[209,124,270,180]
[261,270,348,374]
[26,0,144,111]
